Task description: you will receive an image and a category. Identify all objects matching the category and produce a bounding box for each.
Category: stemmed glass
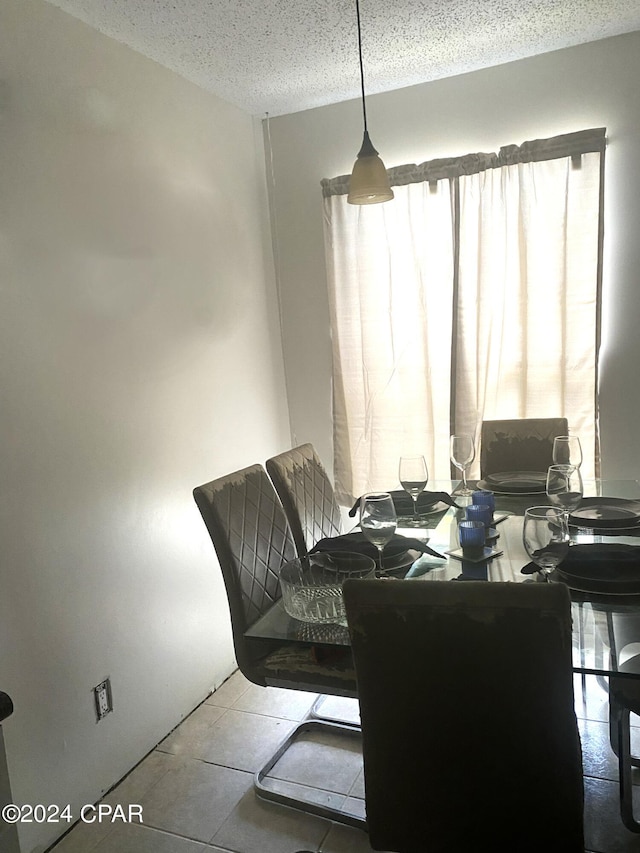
[450,434,475,496]
[360,492,397,573]
[553,435,583,469]
[522,506,570,576]
[399,455,429,526]
[545,464,584,535]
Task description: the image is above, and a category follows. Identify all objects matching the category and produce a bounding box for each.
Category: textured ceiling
[44,0,640,116]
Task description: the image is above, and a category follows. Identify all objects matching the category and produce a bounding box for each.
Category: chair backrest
[266,443,342,557]
[193,464,297,680]
[480,417,569,477]
[343,579,584,852]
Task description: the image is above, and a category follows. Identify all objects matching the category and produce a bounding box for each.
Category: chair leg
[609,694,640,767]
[610,692,620,757]
[594,626,610,694]
[611,695,640,833]
[309,694,360,727]
[254,719,366,830]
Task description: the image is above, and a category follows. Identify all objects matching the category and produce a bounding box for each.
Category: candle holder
[458,520,486,559]
[472,489,495,517]
[466,503,496,545]
[466,503,492,528]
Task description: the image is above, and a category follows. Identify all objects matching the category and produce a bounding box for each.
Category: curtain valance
[321,127,606,198]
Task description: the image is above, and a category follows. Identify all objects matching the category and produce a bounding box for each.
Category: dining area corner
[193,429,640,850]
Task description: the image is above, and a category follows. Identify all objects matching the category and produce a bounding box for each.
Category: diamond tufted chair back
[195,465,360,827]
[193,464,297,684]
[266,444,343,557]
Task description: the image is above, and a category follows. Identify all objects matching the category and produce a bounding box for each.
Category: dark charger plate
[550,543,640,595]
[569,497,640,529]
[478,470,547,495]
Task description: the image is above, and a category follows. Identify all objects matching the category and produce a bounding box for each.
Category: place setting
[340,447,511,578]
[347,453,462,528]
[549,436,640,536]
[476,433,585,496]
[519,445,640,594]
[318,490,449,578]
[449,431,544,515]
[521,504,640,596]
[276,488,452,631]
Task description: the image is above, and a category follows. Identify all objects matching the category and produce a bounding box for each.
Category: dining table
[245,478,640,682]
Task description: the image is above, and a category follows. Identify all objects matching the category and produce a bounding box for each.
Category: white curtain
[455,155,602,479]
[324,180,455,503]
[322,130,604,504]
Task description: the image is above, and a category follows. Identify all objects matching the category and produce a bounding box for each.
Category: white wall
[266,31,640,482]
[0,1,291,850]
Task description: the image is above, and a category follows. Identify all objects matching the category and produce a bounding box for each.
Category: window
[322,129,605,502]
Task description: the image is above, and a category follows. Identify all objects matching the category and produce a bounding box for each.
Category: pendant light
[347,0,394,205]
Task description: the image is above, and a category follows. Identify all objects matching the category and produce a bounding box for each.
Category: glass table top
[246,479,640,679]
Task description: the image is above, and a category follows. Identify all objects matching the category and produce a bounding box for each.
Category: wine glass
[545,464,584,535]
[553,435,583,468]
[450,434,475,496]
[399,455,429,525]
[360,492,397,573]
[522,506,570,576]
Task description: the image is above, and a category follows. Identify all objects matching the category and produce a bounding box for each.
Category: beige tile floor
[49,670,640,853]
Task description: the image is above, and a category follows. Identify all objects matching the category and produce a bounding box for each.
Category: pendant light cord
[355,0,368,133]
[348,0,394,202]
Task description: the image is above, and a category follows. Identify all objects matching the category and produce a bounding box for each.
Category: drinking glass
[399,455,429,525]
[522,506,570,576]
[360,492,397,572]
[545,463,583,534]
[552,435,583,468]
[450,434,475,496]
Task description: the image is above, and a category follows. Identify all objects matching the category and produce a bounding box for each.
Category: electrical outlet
[94,678,113,721]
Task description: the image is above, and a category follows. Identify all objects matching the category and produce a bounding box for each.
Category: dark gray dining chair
[193,464,363,828]
[599,609,640,833]
[343,578,585,852]
[480,416,569,477]
[266,443,343,558]
[265,445,366,724]
[609,658,640,832]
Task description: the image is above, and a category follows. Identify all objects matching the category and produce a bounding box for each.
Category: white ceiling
[44,0,640,117]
